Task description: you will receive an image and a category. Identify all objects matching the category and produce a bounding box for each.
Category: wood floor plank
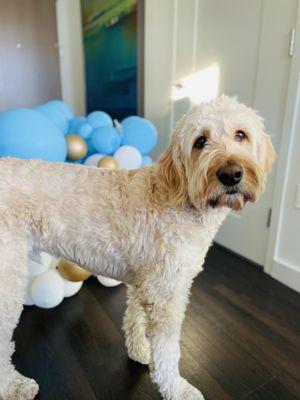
[205,245,300,332]
[242,378,299,400]
[14,305,97,400]
[193,284,300,395]
[215,284,300,347]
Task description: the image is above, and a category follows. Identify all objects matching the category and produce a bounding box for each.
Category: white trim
[192,0,199,73]
[265,0,300,277]
[269,259,300,293]
[55,0,86,115]
[251,0,264,106]
[169,0,178,133]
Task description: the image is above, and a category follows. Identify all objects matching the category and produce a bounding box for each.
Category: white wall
[56,0,86,115]
[144,0,198,160]
[267,85,300,293]
[145,0,300,292]
[277,108,300,269]
[266,71,300,293]
[144,0,175,159]
[265,3,300,293]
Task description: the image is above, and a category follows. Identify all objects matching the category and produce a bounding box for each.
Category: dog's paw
[127,341,151,365]
[160,378,205,400]
[170,378,204,400]
[0,371,39,400]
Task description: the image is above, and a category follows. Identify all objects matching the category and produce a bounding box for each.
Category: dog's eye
[193,136,207,149]
[235,130,247,141]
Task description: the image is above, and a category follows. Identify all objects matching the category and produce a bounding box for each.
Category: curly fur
[0,96,274,399]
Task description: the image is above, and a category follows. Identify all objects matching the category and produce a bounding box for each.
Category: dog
[0,96,275,400]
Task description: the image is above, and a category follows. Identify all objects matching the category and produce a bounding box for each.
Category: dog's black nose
[217,164,243,186]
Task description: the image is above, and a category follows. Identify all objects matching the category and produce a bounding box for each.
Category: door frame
[264,0,300,292]
[55,0,86,115]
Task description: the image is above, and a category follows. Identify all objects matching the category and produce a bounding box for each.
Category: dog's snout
[217,164,243,186]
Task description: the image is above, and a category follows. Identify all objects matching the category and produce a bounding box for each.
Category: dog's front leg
[0,226,39,400]
[143,285,205,400]
[122,284,151,365]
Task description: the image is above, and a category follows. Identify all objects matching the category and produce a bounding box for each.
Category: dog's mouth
[226,187,238,195]
[207,187,254,211]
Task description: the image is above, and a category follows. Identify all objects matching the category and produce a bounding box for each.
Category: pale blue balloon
[91,126,121,155]
[46,100,73,119]
[77,122,93,139]
[37,103,69,135]
[87,111,113,128]
[142,155,153,166]
[121,116,157,155]
[69,116,85,133]
[86,137,96,156]
[0,108,67,161]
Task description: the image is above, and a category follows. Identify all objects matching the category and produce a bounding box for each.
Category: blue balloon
[46,100,73,120]
[142,155,153,166]
[91,126,121,155]
[37,103,69,135]
[87,111,113,128]
[121,116,157,155]
[77,122,93,139]
[86,137,96,156]
[0,109,67,161]
[69,116,85,133]
[122,116,141,125]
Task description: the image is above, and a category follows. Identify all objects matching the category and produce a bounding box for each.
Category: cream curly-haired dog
[0,96,275,400]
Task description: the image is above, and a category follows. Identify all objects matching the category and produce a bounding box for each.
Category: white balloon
[28,258,48,277]
[30,269,64,309]
[63,279,83,298]
[114,146,142,170]
[41,252,58,269]
[97,275,122,287]
[24,281,34,306]
[28,252,57,277]
[84,153,105,167]
[24,292,34,306]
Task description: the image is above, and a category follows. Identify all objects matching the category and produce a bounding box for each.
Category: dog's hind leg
[122,284,150,365]
[0,224,39,400]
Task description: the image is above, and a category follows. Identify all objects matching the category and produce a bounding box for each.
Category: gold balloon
[97,156,119,170]
[57,259,91,282]
[67,134,88,161]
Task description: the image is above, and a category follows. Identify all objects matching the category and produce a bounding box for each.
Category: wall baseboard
[269,259,300,293]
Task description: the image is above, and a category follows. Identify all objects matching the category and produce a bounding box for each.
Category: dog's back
[0,158,162,274]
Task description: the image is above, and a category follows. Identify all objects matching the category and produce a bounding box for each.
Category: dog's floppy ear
[258,133,276,175]
[158,138,188,205]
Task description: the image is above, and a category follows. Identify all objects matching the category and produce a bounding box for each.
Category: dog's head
[158,96,275,211]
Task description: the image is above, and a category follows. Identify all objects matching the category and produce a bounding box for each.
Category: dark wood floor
[14,244,300,400]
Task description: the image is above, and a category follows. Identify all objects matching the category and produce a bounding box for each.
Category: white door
[173,0,298,266]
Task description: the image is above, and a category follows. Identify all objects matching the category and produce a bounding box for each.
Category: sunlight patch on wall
[172,64,220,104]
